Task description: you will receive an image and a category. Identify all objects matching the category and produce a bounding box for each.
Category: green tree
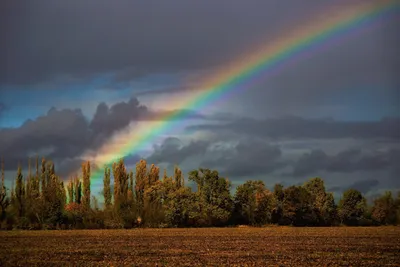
[135,159,147,216]
[148,164,160,187]
[35,156,40,198]
[67,180,74,204]
[282,185,316,226]
[111,159,135,227]
[321,192,337,225]
[143,179,165,226]
[112,159,129,209]
[338,189,367,226]
[163,186,196,227]
[127,170,135,207]
[303,177,336,225]
[41,158,46,194]
[173,166,184,189]
[189,168,233,226]
[163,168,168,181]
[15,164,25,218]
[74,176,82,204]
[81,161,91,210]
[28,157,40,200]
[234,180,275,225]
[103,166,112,208]
[371,191,396,225]
[271,183,284,224]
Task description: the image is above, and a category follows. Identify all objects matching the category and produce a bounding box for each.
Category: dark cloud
[292,148,400,177]
[90,98,148,142]
[144,109,206,121]
[145,132,399,183]
[56,158,86,178]
[349,179,380,194]
[144,137,286,180]
[133,85,199,97]
[0,108,89,167]
[328,179,379,195]
[201,138,285,179]
[2,0,385,87]
[186,116,400,140]
[0,98,207,171]
[123,154,142,168]
[146,137,210,165]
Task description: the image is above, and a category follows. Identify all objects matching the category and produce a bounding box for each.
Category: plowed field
[1,227,399,266]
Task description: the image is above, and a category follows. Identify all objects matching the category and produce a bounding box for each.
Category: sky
[0,0,399,201]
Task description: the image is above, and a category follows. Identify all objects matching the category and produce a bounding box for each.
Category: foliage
[371,191,397,225]
[189,168,233,226]
[103,166,112,208]
[234,180,275,225]
[338,189,367,226]
[0,156,399,229]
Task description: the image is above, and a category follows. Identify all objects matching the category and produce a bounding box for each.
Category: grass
[0,227,399,266]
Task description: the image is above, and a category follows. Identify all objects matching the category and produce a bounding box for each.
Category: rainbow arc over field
[79,1,399,187]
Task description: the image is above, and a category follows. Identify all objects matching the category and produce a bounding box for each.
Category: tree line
[0,157,399,229]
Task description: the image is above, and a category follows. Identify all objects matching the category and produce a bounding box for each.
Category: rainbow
[79,1,399,190]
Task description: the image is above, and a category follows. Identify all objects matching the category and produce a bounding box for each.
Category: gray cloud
[90,98,147,136]
[144,137,286,180]
[147,137,210,165]
[328,179,380,195]
[3,0,394,88]
[1,108,89,165]
[186,116,400,140]
[0,98,209,171]
[133,85,199,97]
[292,148,400,177]
[144,131,400,184]
[201,138,286,179]
[123,154,142,168]
[348,179,380,194]
[2,0,398,134]
[56,157,87,178]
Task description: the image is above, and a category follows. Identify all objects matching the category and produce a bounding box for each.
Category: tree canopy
[0,157,399,230]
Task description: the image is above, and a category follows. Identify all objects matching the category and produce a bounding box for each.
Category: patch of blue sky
[0,70,188,127]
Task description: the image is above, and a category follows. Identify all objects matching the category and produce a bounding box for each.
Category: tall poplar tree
[103,166,111,208]
[135,159,147,215]
[82,161,91,209]
[67,179,74,204]
[74,175,82,204]
[15,164,25,217]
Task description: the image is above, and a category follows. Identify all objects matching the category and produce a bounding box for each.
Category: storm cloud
[328,179,380,195]
[201,138,286,179]
[292,148,400,177]
[0,98,208,170]
[146,136,286,179]
[0,0,314,86]
[186,116,400,140]
[147,137,211,166]
[2,0,398,90]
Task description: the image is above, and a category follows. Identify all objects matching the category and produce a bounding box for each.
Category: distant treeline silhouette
[0,157,399,230]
